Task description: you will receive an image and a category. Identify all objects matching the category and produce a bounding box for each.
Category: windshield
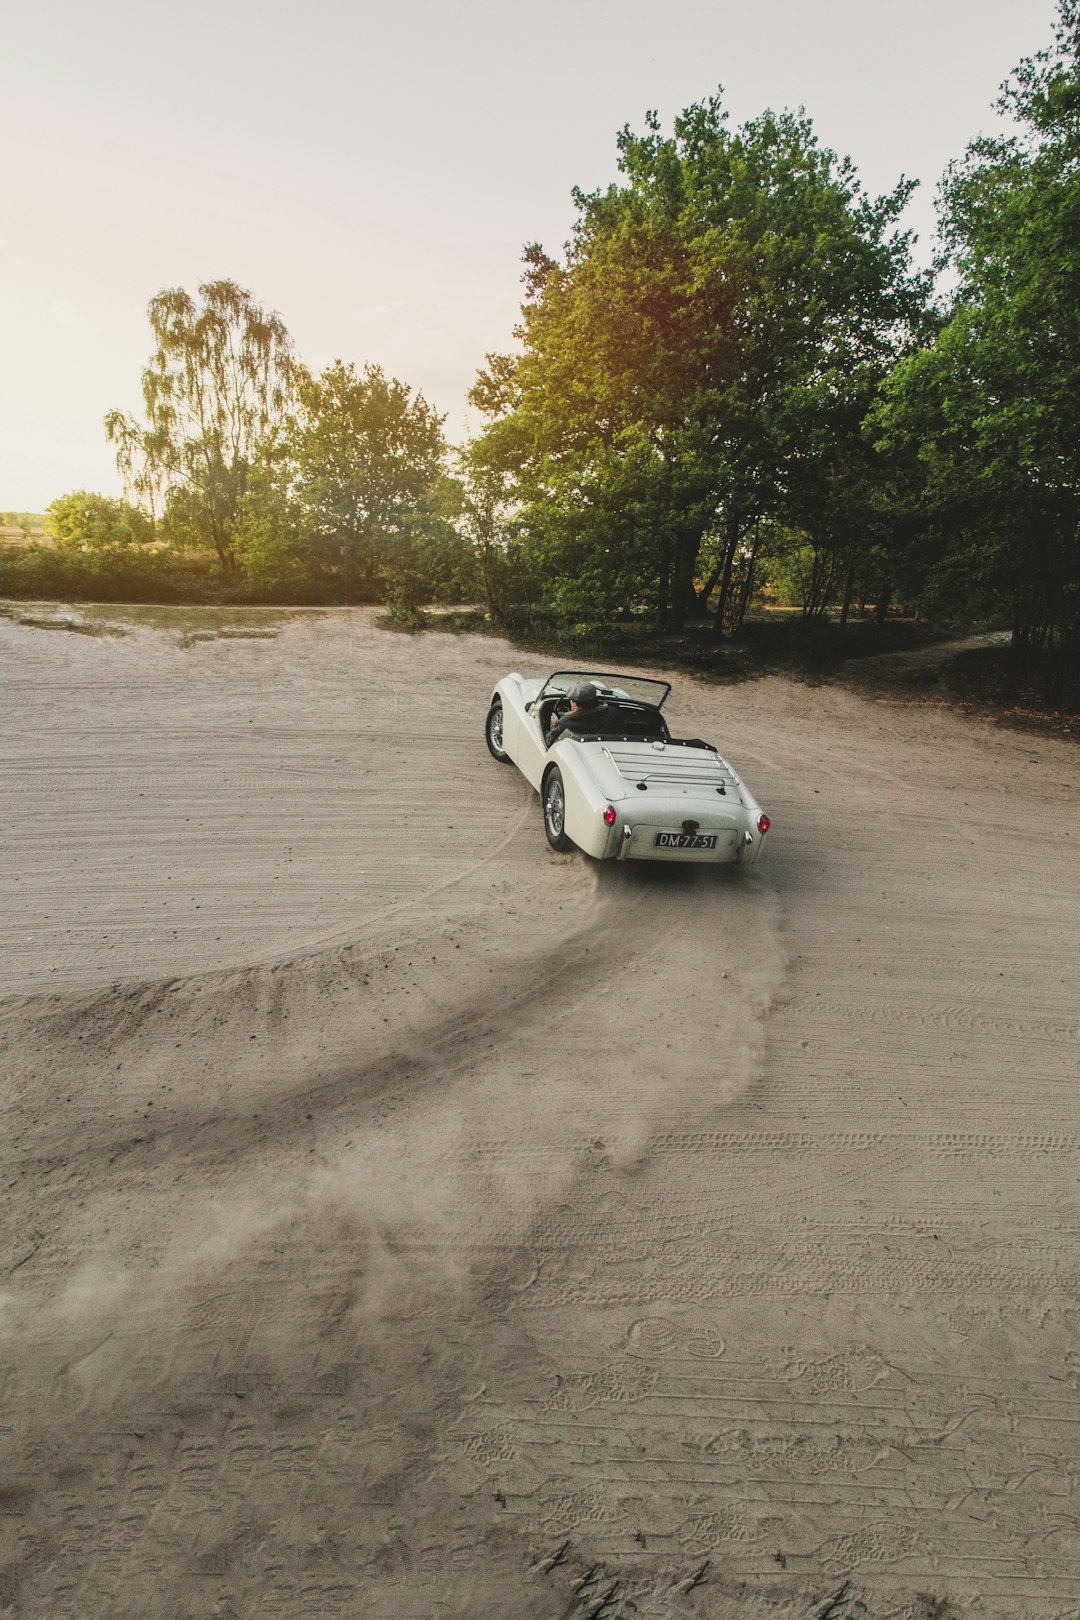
[538,671,672,709]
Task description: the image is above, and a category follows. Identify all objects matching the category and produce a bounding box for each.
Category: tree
[470,96,927,634]
[230,466,310,596]
[292,361,448,586]
[458,445,536,627]
[876,1,1080,693]
[105,280,297,568]
[235,360,463,602]
[44,490,155,549]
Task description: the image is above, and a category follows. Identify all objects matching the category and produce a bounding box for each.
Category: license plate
[654,831,718,849]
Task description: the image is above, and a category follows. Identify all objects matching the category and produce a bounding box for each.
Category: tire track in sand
[0,737,785,1617]
[7,611,1080,1617]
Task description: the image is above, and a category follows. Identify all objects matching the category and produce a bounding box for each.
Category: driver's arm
[546,704,573,746]
[545,698,566,735]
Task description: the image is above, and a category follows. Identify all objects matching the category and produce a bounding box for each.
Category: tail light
[757,813,771,834]
[603,804,617,827]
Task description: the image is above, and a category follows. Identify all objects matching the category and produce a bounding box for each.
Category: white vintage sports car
[485,669,771,863]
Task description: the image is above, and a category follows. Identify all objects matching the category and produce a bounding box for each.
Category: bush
[382,572,428,629]
[232,487,321,599]
[545,574,616,638]
[0,543,180,601]
[44,491,155,549]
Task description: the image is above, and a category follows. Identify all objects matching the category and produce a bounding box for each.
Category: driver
[546,681,618,745]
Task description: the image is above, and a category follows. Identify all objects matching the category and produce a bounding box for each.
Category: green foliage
[1,513,45,538]
[875,0,1080,693]
[90,283,473,607]
[235,360,468,603]
[44,490,154,549]
[408,474,480,602]
[0,543,181,602]
[382,577,428,629]
[455,459,530,627]
[231,471,321,600]
[105,280,297,567]
[764,540,819,613]
[156,485,217,552]
[469,94,927,637]
[292,360,452,587]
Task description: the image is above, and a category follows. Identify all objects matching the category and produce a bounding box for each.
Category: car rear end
[595,743,770,865]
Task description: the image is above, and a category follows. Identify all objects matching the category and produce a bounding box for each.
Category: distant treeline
[0,513,45,537]
[3,2,1077,696]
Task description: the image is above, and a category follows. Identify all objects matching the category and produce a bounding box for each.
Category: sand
[1,603,1079,1619]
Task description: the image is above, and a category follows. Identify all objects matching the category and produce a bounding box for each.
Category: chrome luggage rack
[603,745,742,791]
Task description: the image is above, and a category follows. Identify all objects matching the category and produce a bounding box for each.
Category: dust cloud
[2,845,784,1415]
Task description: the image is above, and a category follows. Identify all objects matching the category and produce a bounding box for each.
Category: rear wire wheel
[485,700,511,763]
[543,766,573,852]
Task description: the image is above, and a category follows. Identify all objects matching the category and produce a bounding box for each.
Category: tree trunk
[806,541,839,618]
[874,584,892,626]
[1011,594,1023,648]
[666,530,703,633]
[209,512,233,571]
[839,562,856,629]
[710,516,743,642]
[733,524,763,633]
[654,536,672,631]
[697,559,725,610]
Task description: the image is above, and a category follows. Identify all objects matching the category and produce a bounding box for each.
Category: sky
[1,0,1061,511]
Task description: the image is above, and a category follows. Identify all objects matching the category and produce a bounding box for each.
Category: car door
[514,700,549,789]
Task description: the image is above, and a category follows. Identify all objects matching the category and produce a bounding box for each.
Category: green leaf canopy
[470,94,926,632]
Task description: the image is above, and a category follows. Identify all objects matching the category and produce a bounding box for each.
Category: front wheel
[542,767,573,851]
[485,700,512,763]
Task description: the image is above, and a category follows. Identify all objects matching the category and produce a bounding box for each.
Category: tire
[542,766,574,851]
[485,700,512,763]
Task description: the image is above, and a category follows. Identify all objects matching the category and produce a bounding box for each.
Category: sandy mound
[2,606,1079,1617]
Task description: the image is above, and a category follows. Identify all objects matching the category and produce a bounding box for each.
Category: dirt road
[2,605,1079,1618]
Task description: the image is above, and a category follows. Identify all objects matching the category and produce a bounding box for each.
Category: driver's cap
[569,681,599,707]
